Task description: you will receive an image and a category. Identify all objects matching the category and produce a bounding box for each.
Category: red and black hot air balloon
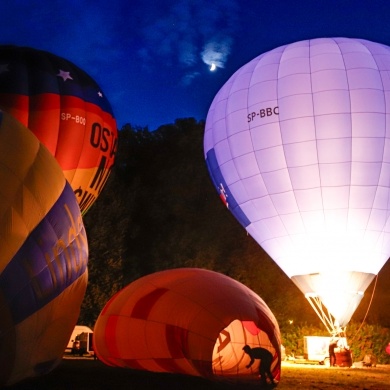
[0,45,118,213]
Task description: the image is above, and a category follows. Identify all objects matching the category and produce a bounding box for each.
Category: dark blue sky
[1,0,389,131]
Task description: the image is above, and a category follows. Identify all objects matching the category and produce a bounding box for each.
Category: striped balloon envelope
[93,268,281,384]
[0,110,88,386]
[0,45,118,214]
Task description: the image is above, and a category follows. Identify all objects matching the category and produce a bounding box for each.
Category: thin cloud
[136,0,239,84]
[201,38,232,69]
[181,71,200,86]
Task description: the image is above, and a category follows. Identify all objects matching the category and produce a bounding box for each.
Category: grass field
[6,358,390,389]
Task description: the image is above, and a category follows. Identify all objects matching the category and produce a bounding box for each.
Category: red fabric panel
[131,288,168,320]
[154,358,188,374]
[105,316,121,358]
[191,358,213,378]
[165,324,189,359]
[272,353,281,381]
[255,307,281,380]
[242,321,260,336]
[122,359,145,370]
[0,93,116,170]
[0,93,29,124]
[255,307,276,342]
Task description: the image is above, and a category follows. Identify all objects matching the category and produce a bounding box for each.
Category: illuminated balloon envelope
[0,111,88,386]
[93,268,281,383]
[204,37,390,334]
[0,45,118,214]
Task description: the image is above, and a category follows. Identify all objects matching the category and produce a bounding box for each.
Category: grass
[6,358,390,389]
[278,362,390,389]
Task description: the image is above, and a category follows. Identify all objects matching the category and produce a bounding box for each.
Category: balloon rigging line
[350,274,378,343]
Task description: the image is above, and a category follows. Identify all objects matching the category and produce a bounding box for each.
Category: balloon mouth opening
[291,271,374,329]
[211,319,278,380]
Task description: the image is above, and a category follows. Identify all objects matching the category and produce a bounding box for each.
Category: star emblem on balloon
[57,69,73,81]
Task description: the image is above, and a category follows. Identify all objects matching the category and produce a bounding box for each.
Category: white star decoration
[98,91,103,98]
[57,69,73,81]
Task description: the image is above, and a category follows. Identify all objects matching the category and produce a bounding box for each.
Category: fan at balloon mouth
[204,37,390,336]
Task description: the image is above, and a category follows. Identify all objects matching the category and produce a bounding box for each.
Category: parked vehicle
[288,336,349,366]
[65,325,94,356]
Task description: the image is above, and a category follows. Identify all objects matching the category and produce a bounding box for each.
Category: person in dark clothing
[328,338,338,367]
[243,345,275,386]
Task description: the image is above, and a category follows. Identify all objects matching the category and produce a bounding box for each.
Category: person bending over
[243,345,275,386]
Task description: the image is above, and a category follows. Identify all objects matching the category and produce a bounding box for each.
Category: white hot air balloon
[204,37,390,335]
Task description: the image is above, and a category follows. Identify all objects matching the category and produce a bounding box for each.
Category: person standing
[329,338,338,367]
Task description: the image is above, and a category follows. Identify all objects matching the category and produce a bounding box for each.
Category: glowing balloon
[0,45,118,214]
[204,37,390,333]
[0,111,88,386]
[94,268,281,384]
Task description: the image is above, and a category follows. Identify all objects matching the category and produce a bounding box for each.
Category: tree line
[80,118,390,335]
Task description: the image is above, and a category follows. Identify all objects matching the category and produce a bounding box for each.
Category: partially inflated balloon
[204,38,390,332]
[93,268,281,384]
[0,111,88,386]
[0,45,117,214]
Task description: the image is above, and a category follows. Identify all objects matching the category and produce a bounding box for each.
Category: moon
[210,63,216,71]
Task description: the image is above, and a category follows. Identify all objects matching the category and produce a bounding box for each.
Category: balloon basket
[335,349,352,367]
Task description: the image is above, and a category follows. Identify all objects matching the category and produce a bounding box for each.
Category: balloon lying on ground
[93,268,281,383]
[204,37,390,334]
[0,111,89,386]
[0,45,118,214]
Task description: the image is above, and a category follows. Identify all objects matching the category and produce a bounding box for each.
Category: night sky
[1,0,389,131]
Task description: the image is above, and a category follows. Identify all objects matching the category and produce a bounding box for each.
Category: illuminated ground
[278,361,390,389]
[6,358,390,389]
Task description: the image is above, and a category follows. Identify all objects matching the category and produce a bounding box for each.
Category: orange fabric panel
[4,271,88,386]
[0,111,65,273]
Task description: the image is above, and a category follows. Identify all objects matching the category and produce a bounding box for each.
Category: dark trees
[80,118,389,330]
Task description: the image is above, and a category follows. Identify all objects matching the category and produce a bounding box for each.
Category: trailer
[291,336,349,366]
[304,336,333,365]
[65,325,94,356]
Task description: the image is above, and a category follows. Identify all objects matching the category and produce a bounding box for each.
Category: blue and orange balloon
[0,45,118,213]
[0,110,88,386]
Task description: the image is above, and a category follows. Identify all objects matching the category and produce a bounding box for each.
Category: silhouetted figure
[243,345,275,386]
[329,338,338,367]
